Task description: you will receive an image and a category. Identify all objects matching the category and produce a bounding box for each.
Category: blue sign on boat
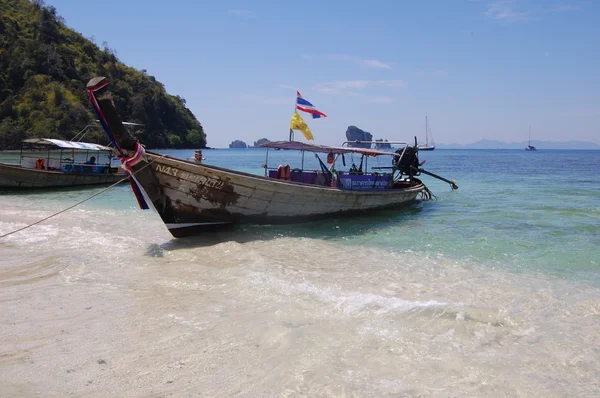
[338,175,390,190]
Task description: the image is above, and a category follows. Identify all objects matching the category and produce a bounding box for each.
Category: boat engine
[393,146,420,176]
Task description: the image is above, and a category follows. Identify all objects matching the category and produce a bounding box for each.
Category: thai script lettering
[339,176,390,190]
[156,164,225,189]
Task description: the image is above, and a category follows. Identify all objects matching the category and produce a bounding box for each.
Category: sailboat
[526,126,537,151]
[418,115,435,151]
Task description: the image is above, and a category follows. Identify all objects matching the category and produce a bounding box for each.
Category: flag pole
[289,92,296,141]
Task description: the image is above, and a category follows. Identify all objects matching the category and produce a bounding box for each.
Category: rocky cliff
[229,140,247,148]
[345,126,373,148]
[375,139,392,148]
[253,138,271,147]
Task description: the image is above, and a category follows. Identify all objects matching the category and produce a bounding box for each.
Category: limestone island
[345,126,391,148]
[253,138,271,147]
[375,139,392,148]
[346,126,372,148]
[229,140,248,148]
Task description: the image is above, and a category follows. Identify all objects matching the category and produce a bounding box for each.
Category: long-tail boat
[86,77,456,237]
[0,138,125,188]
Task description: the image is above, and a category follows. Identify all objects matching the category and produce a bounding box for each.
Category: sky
[46,0,600,148]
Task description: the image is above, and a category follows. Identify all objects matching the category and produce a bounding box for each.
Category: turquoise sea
[1,148,599,396]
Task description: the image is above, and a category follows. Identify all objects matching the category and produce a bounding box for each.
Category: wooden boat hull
[131,152,425,237]
[0,162,126,188]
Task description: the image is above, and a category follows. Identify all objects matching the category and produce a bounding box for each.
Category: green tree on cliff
[0,0,207,149]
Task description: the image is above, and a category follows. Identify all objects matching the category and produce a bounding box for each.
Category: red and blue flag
[296,91,327,119]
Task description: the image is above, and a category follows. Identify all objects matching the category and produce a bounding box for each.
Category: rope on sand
[0,159,157,240]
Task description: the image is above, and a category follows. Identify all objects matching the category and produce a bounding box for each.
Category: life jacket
[276,164,291,181]
[327,152,334,164]
[35,158,44,170]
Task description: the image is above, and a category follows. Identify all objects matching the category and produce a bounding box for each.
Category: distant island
[437,139,600,150]
[228,138,273,148]
[229,140,247,148]
[253,138,271,147]
[375,139,392,148]
[346,126,372,148]
[345,126,392,148]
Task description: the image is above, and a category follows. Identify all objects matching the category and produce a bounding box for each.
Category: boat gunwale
[0,162,122,176]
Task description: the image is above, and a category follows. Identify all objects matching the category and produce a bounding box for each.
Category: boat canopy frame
[260,140,414,185]
[18,138,116,173]
[262,140,407,157]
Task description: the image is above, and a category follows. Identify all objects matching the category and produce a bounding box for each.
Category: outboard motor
[393,146,420,176]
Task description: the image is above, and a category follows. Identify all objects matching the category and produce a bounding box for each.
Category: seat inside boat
[268,169,328,185]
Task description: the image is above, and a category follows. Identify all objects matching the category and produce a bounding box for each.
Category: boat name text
[155,165,225,189]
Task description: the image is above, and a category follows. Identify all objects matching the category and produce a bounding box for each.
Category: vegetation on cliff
[0,0,206,149]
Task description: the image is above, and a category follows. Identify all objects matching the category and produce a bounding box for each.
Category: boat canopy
[262,141,398,157]
[21,138,113,151]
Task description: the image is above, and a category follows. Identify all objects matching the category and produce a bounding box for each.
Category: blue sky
[47,0,599,147]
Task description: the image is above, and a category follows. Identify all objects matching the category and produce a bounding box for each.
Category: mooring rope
[0,158,158,240]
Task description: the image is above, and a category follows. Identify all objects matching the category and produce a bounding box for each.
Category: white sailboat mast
[426,114,429,146]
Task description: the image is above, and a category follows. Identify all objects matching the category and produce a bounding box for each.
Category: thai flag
[296,91,327,119]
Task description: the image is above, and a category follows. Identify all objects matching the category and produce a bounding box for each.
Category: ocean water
[1,148,599,396]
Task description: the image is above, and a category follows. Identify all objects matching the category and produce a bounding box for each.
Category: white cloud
[361,59,392,69]
[327,54,392,69]
[314,80,405,94]
[485,1,530,21]
[483,1,580,22]
[314,80,370,94]
[368,96,396,104]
